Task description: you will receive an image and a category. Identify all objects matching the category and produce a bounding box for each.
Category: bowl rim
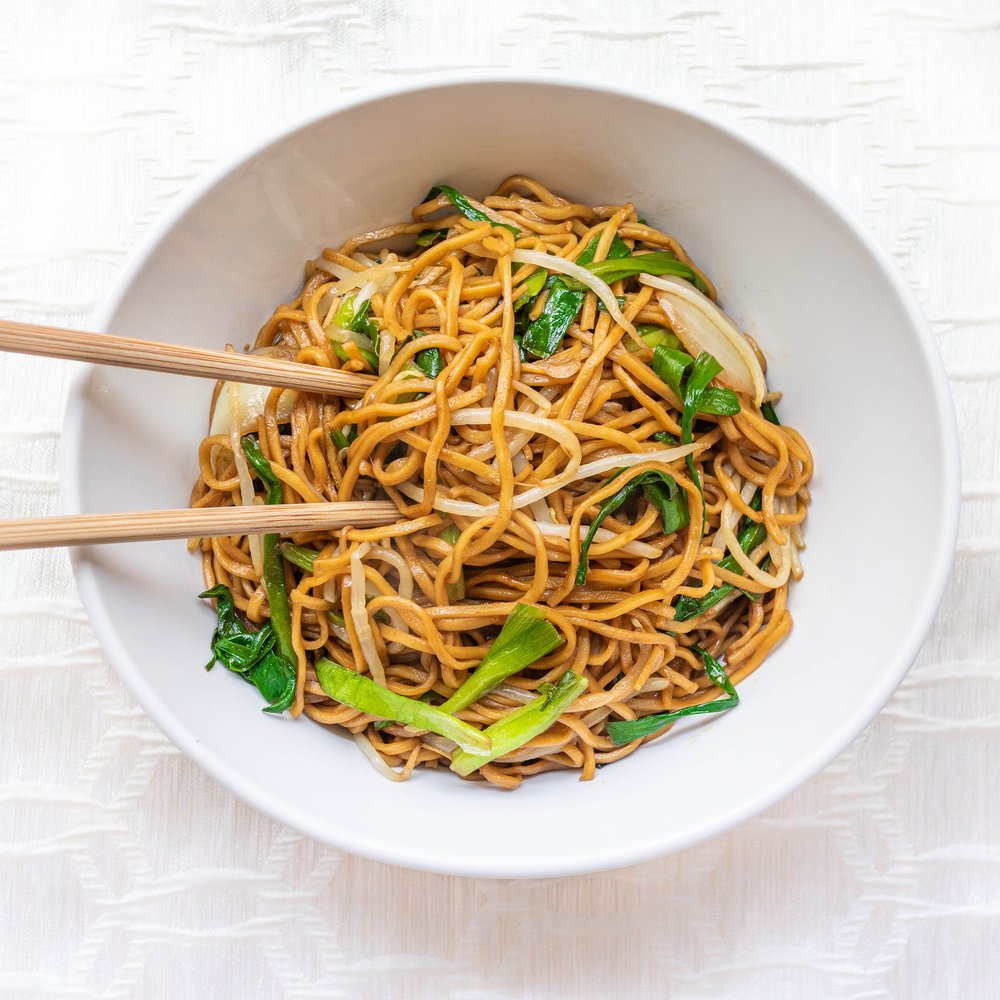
[60,70,961,878]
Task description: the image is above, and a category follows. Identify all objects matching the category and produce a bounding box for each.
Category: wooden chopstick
[0,320,375,398]
[0,502,399,550]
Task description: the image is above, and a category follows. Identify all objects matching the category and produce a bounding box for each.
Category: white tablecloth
[2,2,996,996]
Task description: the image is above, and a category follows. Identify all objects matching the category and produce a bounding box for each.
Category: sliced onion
[210,346,297,438]
[511,248,637,338]
[640,274,766,405]
[227,375,263,577]
[309,258,411,294]
[350,542,386,686]
[535,522,661,559]
[718,498,790,588]
[352,731,409,782]
[397,441,700,518]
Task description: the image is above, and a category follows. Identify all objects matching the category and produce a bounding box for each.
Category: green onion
[416,229,446,247]
[521,234,630,359]
[438,522,465,601]
[605,645,737,744]
[200,584,296,714]
[761,400,780,425]
[330,428,351,451]
[631,323,682,352]
[438,604,564,715]
[521,280,587,358]
[314,658,491,753]
[425,184,519,236]
[672,491,767,622]
[651,344,694,400]
[563,251,709,296]
[333,340,378,371]
[680,351,725,515]
[412,333,443,379]
[450,670,587,776]
[333,294,379,340]
[514,268,548,309]
[241,435,295,665]
[280,542,318,574]
[575,469,689,585]
[652,430,678,445]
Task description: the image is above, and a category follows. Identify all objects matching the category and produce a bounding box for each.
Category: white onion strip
[227,372,264,577]
[397,441,700,518]
[352,731,408,782]
[309,257,411,294]
[350,542,386,686]
[718,498,790,588]
[640,273,766,405]
[511,249,637,338]
[535,522,661,559]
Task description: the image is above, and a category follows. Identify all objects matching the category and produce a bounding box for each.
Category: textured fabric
[1,1,996,997]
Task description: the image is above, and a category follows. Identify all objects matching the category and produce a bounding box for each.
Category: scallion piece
[450,670,587,776]
[605,645,737,745]
[575,468,688,585]
[438,604,564,715]
[672,491,766,622]
[521,233,630,359]
[631,323,683,352]
[562,251,710,295]
[416,229,446,247]
[241,435,295,665]
[200,584,296,714]
[315,658,491,753]
[280,542,318,573]
[425,184,519,236]
[761,400,781,425]
[438,522,464,601]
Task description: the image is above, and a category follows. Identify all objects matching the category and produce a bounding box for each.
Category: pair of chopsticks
[0,320,395,550]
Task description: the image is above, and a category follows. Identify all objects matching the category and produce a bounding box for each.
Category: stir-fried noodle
[191,176,812,788]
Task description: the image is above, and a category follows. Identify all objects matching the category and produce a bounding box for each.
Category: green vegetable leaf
[514,268,548,310]
[450,670,587,776]
[605,645,737,744]
[519,234,630,359]
[199,584,296,714]
[280,542,318,573]
[241,436,295,665]
[680,351,724,515]
[438,522,464,601]
[438,603,564,715]
[700,386,741,416]
[633,323,683,352]
[672,491,767,622]
[333,340,378,371]
[651,345,694,400]
[562,251,710,296]
[416,229,446,247]
[315,658,491,753]
[521,279,586,359]
[413,343,443,379]
[575,468,689,585]
[651,430,678,445]
[425,184,519,236]
[761,400,781,425]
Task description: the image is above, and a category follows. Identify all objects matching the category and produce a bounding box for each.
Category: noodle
[192,176,813,788]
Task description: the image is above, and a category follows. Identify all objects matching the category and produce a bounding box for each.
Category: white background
[1,1,997,997]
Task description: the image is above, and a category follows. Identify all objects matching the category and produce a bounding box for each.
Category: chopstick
[0,320,375,398]
[0,502,399,550]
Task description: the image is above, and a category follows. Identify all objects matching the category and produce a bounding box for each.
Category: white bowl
[62,75,959,877]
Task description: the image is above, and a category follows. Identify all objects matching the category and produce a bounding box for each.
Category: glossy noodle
[190,176,813,789]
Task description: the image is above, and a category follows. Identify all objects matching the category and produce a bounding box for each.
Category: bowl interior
[64,79,957,877]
